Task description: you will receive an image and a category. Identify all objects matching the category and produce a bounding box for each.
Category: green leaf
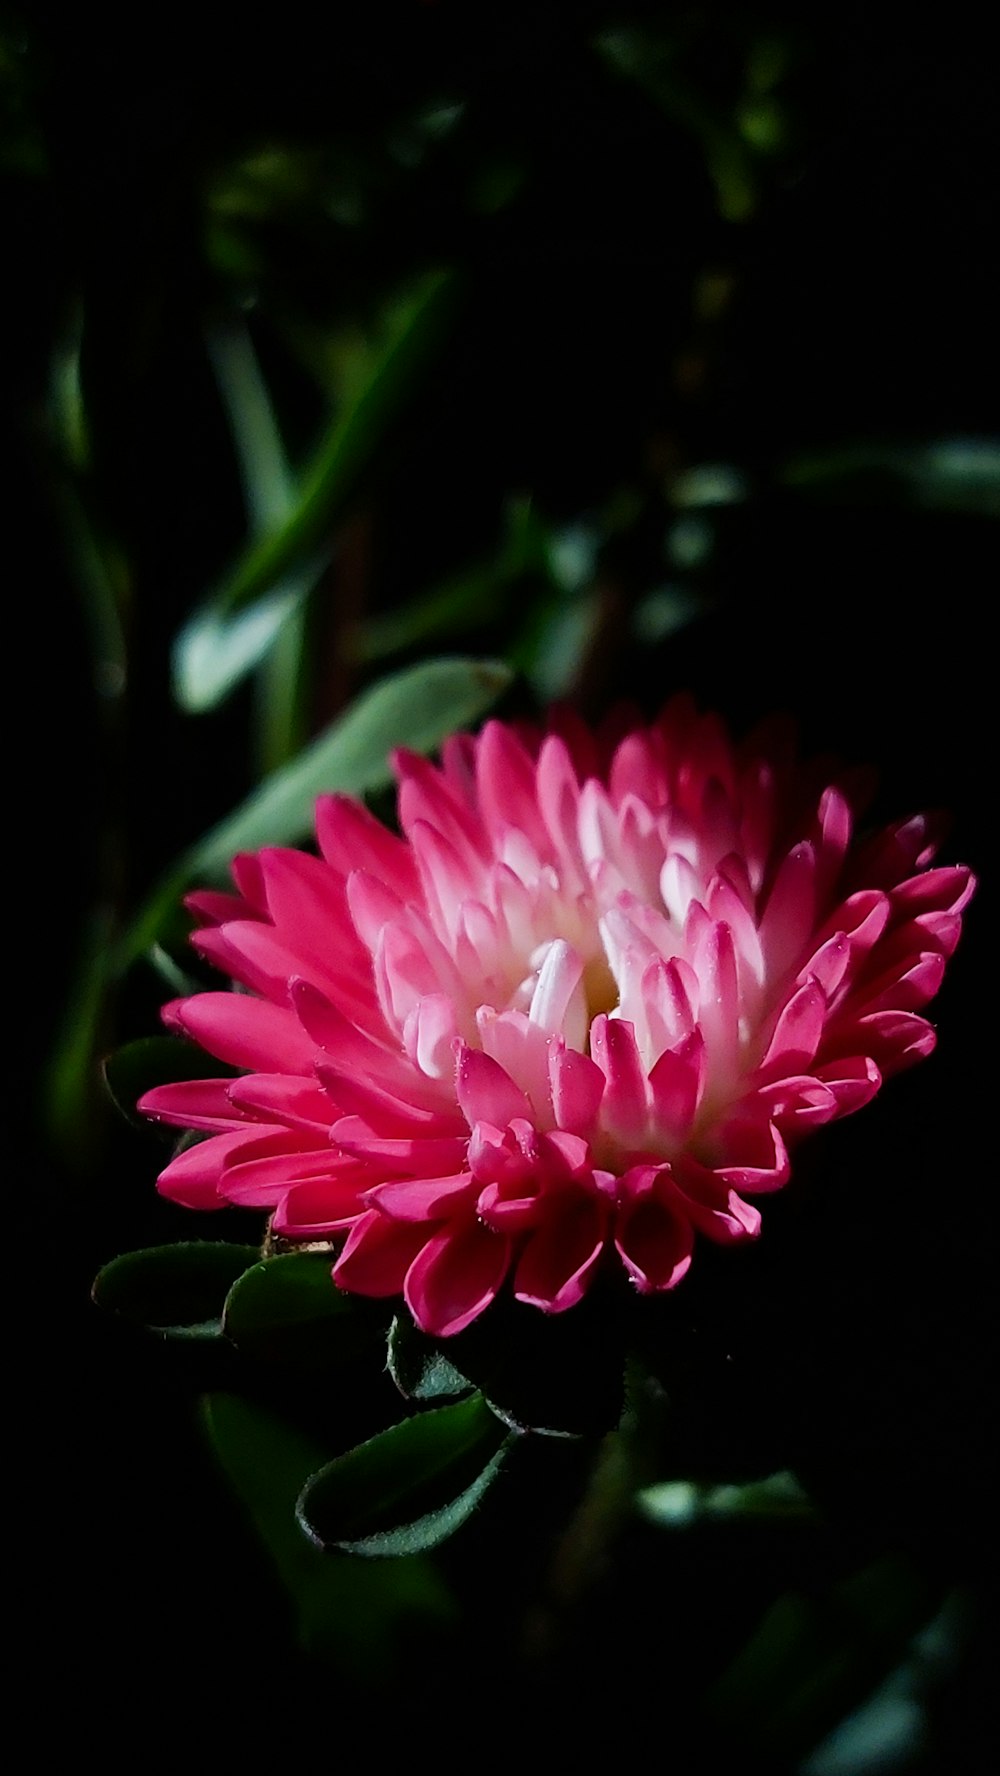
[357,497,552,662]
[203,1394,455,1666]
[93,1242,260,1339]
[44,906,115,1166]
[781,437,1000,517]
[387,1314,474,1402]
[175,584,314,717]
[208,319,295,532]
[596,26,759,222]
[102,1036,234,1132]
[297,1393,512,1556]
[118,654,512,966]
[708,1555,937,1763]
[637,1469,817,1528]
[173,268,461,712]
[223,1252,377,1369]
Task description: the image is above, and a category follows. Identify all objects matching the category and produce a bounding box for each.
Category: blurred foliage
[11,3,994,1765]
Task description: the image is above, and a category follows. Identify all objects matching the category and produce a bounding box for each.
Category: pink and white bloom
[141,698,974,1338]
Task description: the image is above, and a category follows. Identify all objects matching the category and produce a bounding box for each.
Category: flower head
[142,698,974,1337]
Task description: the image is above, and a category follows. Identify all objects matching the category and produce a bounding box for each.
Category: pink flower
[141,698,974,1338]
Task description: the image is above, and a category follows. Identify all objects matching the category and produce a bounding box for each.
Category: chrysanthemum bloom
[141,699,974,1337]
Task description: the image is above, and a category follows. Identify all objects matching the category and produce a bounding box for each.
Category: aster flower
[140,697,973,1339]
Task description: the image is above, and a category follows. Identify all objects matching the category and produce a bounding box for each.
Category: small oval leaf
[93,1241,260,1338]
[297,1393,512,1557]
[387,1314,474,1402]
[223,1252,377,1368]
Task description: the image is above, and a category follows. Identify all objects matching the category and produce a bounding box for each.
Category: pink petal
[713,1118,790,1193]
[812,1055,882,1115]
[164,993,316,1074]
[514,1194,609,1312]
[854,950,946,1017]
[374,918,467,1035]
[395,748,487,874]
[640,956,698,1059]
[226,1072,336,1132]
[314,1059,448,1134]
[346,869,406,953]
[403,994,463,1081]
[255,851,378,1028]
[475,719,553,859]
[759,840,818,979]
[365,1172,476,1222]
[796,931,851,1000]
[476,1008,552,1123]
[156,1126,283,1209]
[477,1184,544,1233]
[591,1015,647,1144]
[334,1210,427,1298]
[615,1189,694,1292]
[691,919,741,1076]
[757,979,826,1078]
[813,785,852,906]
[290,981,422,1104]
[890,864,975,920]
[314,793,420,898]
[230,852,268,913]
[754,1073,839,1133]
[528,939,586,1039]
[273,1170,373,1236]
[648,1030,706,1140]
[184,888,251,926]
[839,1010,937,1074]
[139,1078,245,1132]
[409,817,482,938]
[672,1160,762,1243]
[330,1124,468,1177]
[404,1219,510,1337]
[535,734,586,890]
[220,1139,340,1208]
[549,1042,605,1138]
[455,1045,532,1129]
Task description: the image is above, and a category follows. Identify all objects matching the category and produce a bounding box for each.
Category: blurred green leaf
[520,593,600,702]
[357,497,551,662]
[802,1590,971,1776]
[45,906,116,1163]
[93,1242,260,1339]
[596,26,758,222]
[119,654,512,965]
[223,1252,377,1369]
[782,438,1000,517]
[103,1035,235,1133]
[209,319,294,531]
[637,1469,817,1528]
[203,1393,455,1666]
[708,1555,937,1763]
[297,1393,512,1556]
[145,943,203,997]
[174,585,312,718]
[173,267,461,713]
[177,321,319,737]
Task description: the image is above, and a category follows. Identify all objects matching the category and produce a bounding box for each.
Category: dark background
[10,4,994,1764]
